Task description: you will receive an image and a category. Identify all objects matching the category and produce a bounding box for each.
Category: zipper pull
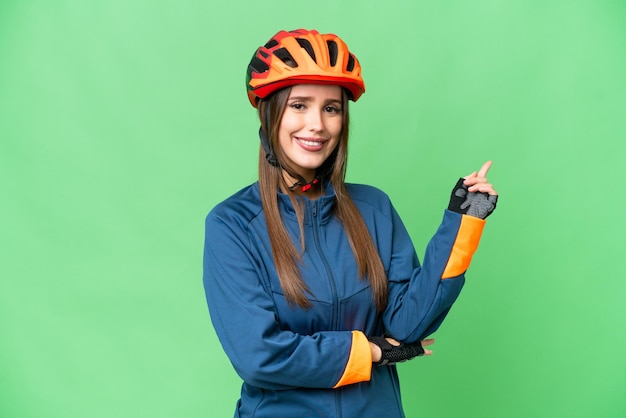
[311,201,318,217]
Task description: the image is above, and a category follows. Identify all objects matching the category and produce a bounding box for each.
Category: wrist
[370,342,382,363]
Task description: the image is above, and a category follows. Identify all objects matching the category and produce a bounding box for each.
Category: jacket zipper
[310,200,339,330]
[310,200,343,418]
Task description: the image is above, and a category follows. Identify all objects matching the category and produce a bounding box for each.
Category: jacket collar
[275,181,336,225]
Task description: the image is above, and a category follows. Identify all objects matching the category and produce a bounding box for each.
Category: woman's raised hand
[463,160,498,196]
[448,161,498,219]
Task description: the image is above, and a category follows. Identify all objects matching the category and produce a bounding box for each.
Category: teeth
[299,139,323,146]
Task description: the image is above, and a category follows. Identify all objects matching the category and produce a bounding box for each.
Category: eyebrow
[288,95,342,104]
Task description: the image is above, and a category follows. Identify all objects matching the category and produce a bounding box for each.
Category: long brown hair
[257,87,388,313]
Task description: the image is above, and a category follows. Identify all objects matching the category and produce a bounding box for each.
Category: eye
[289,102,306,110]
[324,105,342,114]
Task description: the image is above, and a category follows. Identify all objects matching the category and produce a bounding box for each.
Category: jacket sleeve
[203,213,372,390]
[382,208,485,343]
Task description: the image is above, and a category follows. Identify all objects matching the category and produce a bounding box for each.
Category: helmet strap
[288,176,320,193]
[259,103,279,167]
[259,127,279,167]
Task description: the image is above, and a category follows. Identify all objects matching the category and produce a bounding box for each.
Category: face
[277,84,343,182]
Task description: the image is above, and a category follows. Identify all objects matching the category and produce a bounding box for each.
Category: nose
[306,108,324,132]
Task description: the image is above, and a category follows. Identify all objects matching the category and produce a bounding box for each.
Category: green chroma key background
[1,1,625,417]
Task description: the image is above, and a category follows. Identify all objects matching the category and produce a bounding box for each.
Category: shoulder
[206,183,263,231]
[346,183,392,206]
[345,183,395,219]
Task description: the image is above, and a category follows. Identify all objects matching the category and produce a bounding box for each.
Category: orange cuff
[441,215,485,279]
[333,331,372,388]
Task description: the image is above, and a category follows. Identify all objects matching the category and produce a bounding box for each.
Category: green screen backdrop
[1,1,625,417]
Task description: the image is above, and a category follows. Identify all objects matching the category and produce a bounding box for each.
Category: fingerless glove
[448,178,498,219]
[368,337,425,366]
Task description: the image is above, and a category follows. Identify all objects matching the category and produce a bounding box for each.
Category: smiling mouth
[295,137,327,150]
[296,137,326,146]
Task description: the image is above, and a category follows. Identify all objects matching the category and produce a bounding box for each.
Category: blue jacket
[203,182,485,418]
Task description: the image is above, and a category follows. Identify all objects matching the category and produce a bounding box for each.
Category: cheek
[327,128,342,154]
[277,129,290,153]
[278,114,300,141]
[329,119,343,139]
[277,122,292,146]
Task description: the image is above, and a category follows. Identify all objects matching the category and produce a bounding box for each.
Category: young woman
[203,29,498,418]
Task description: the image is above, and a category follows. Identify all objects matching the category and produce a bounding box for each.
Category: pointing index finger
[477,160,492,178]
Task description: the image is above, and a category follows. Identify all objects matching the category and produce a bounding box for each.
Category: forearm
[383,210,483,342]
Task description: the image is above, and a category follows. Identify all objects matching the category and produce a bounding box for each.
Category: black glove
[448,178,498,219]
[368,336,425,366]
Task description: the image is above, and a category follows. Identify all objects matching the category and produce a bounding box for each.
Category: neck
[281,171,322,199]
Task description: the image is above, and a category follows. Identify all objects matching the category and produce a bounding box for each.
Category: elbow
[231,358,293,390]
[386,324,429,344]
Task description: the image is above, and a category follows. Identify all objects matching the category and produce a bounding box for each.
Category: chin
[300,162,325,171]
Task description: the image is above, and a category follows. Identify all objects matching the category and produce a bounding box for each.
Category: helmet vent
[326,40,338,67]
[274,47,298,68]
[249,56,269,74]
[296,38,317,63]
[264,39,279,49]
[346,54,355,72]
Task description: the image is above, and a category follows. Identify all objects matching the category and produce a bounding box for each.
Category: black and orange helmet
[246,29,365,107]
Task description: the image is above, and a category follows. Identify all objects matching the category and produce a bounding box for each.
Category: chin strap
[288,176,320,193]
[259,127,279,167]
[259,101,279,167]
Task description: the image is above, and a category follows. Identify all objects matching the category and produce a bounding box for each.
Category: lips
[294,137,327,152]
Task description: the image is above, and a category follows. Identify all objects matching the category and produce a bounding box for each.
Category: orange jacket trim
[333,331,372,388]
[441,215,485,279]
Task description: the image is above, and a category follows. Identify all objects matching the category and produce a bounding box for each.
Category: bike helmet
[246,29,365,107]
